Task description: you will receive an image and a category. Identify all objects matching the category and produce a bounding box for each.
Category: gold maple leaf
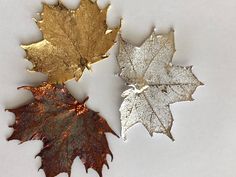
[23,0,119,83]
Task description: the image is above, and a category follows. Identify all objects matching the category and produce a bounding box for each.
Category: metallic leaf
[23,0,119,83]
[7,83,117,177]
[117,30,202,140]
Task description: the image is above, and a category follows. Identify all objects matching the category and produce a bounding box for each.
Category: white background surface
[0,0,236,177]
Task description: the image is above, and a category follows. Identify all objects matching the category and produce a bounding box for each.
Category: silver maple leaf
[117,30,202,140]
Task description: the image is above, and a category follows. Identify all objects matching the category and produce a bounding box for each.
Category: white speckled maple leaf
[117,30,202,140]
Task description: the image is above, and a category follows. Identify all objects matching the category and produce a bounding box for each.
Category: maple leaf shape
[6,83,117,177]
[117,30,202,140]
[23,0,119,83]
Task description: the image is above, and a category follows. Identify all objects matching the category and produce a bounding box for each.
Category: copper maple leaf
[6,83,117,177]
[23,0,119,83]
